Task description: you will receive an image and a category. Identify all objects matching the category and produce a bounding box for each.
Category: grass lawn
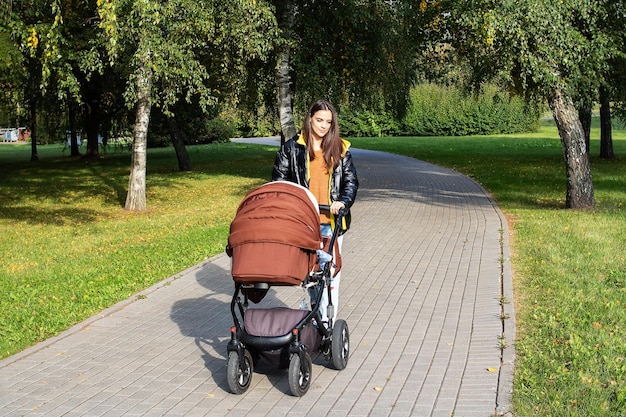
[1,118,625,415]
[350,119,626,416]
[0,141,278,358]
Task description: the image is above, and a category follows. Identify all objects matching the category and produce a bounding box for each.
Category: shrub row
[340,83,541,137]
[152,82,542,145]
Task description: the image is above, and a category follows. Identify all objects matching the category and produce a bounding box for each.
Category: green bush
[339,108,402,137]
[147,113,236,147]
[232,112,279,138]
[335,83,540,138]
[204,118,236,143]
[403,83,541,136]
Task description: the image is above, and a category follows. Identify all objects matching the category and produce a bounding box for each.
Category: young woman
[272,99,358,324]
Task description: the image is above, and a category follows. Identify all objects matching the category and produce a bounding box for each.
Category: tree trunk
[578,106,591,154]
[29,95,38,161]
[125,50,152,211]
[83,98,101,158]
[547,87,595,209]
[167,116,192,171]
[275,1,297,144]
[599,86,614,160]
[81,76,105,158]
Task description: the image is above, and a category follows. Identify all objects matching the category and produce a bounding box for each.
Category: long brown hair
[302,99,343,170]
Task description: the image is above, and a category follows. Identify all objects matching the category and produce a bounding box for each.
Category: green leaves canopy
[448,0,623,104]
[98,0,277,115]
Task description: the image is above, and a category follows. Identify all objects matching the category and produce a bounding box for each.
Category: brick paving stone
[0,141,514,417]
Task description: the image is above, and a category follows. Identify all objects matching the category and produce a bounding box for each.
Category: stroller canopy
[227,181,323,285]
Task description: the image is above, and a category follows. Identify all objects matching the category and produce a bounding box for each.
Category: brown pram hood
[227,181,323,286]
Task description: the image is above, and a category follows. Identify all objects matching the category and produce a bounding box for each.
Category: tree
[263,0,425,139]
[2,0,119,160]
[273,1,297,142]
[2,0,57,161]
[446,0,622,209]
[599,86,614,160]
[98,0,277,210]
[599,2,626,159]
[166,116,192,172]
[125,31,152,211]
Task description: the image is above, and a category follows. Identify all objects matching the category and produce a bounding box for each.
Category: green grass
[0,142,278,358]
[1,119,625,415]
[349,119,626,416]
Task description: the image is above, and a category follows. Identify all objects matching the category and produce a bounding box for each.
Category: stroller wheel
[288,351,312,397]
[227,350,253,394]
[331,319,350,370]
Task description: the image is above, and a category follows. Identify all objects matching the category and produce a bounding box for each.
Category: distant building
[1,128,29,142]
[2,128,18,142]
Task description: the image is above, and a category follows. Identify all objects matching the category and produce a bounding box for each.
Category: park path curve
[0,138,515,417]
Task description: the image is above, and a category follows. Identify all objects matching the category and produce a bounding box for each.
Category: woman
[272,99,358,324]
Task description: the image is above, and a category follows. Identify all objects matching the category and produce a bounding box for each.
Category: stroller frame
[226,194,349,397]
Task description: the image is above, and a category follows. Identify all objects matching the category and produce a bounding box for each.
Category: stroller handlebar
[318,204,348,218]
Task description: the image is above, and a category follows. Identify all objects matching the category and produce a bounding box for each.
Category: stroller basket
[242,307,319,351]
[227,181,322,286]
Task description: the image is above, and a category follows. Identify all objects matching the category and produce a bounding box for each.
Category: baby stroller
[225,181,350,396]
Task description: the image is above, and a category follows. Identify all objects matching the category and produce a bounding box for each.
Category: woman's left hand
[330,201,345,215]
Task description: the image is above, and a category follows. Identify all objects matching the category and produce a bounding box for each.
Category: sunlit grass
[2,119,626,415]
[350,119,626,416]
[0,142,277,358]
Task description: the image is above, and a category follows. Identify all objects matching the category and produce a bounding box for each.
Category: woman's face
[310,110,333,140]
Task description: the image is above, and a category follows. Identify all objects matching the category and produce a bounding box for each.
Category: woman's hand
[330,201,345,215]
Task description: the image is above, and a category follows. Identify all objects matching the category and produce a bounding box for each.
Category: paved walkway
[0,138,515,417]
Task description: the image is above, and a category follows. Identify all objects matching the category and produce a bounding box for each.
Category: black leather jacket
[272,135,358,233]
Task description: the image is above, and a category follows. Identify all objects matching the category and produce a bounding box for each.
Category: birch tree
[97,0,277,210]
[268,0,421,138]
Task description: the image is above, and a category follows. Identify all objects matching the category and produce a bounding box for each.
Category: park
[1,1,625,416]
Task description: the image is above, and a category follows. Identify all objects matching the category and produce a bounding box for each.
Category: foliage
[203,118,237,144]
[230,106,280,138]
[292,1,410,113]
[441,0,625,131]
[336,83,541,137]
[101,0,277,115]
[446,0,618,102]
[339,107,402,138]
[403,83,541,136]
[246,0,440,126]
[147,103,236,147]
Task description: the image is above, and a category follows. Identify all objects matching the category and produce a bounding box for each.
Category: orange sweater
[309,149,330,224]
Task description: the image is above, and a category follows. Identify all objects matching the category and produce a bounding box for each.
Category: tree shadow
[0,143,275,224]
[351,148,501,210]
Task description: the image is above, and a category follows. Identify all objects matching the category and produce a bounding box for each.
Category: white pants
[313,224,343,323]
